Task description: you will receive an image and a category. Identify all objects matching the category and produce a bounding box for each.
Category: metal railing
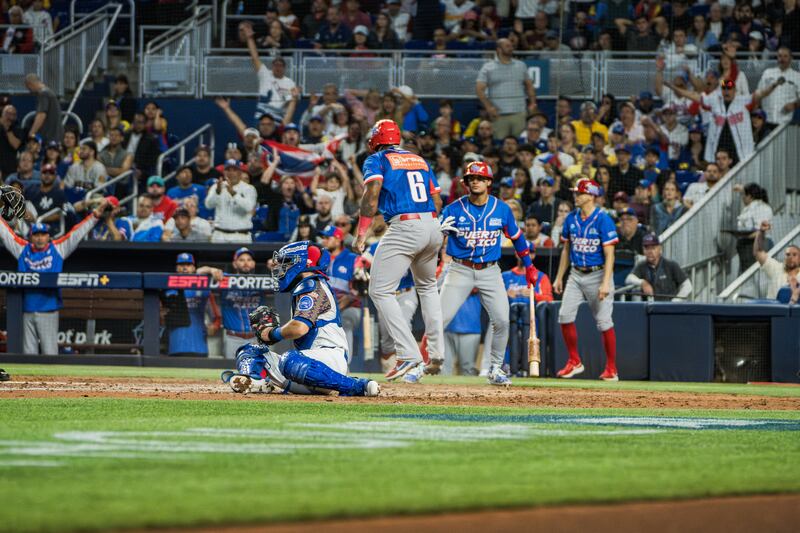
[660,124,800,301]
[156,124,214,180]
[70,0,135,62]
[0,26,41,94]
[21,110,84,135]
[140,6,213,97]
[719,223,800,303]
[202,52,297,96]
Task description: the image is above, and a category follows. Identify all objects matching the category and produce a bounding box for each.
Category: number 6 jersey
[361,147,440,220]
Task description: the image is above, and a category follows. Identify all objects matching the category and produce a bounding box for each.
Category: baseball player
[428,161,538,386]
[167,253,221,357]
[218,247,264,359]
[0,197,111,354]
[319,225,361,357]
[552,178,619,381]
[223,241,379,396]
[354,119,444,383]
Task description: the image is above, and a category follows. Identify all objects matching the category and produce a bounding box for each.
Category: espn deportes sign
[0,271,40,286]
[166,275,277,291]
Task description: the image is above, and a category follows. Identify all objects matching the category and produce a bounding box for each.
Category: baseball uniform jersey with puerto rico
[442,195,522,263]
[561,207,619,268]
[362,147,440,220]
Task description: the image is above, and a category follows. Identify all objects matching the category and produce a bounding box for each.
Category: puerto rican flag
[262,135,347,186]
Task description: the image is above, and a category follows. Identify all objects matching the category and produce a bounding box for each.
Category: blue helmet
[271,240,330,292]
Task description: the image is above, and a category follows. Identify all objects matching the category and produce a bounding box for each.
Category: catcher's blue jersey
[361,147,440,220]
[441,196,522,263]
[560,207,619,268]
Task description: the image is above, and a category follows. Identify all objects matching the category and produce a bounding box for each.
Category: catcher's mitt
[0,185,25,222]
[248,305,281,344]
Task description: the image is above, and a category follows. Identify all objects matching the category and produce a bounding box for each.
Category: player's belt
[225,330,254,338]
[214,227,252,234]
[395,212,436,222]
[573,265,604,274]
[453,258,497,270]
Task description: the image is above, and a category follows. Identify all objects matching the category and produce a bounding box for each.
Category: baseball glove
[0,185,25,222]
[249,305,281,344]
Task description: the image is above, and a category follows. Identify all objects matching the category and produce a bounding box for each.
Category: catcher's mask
[271,241,330,292]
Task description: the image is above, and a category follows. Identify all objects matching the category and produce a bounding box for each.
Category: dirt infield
[150,493,800,533]
[3,375,800,410]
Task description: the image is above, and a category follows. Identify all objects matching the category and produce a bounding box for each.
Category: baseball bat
[528,288,540,377]
[362,306,373,358]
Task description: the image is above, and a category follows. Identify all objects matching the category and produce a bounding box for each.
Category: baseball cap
[639,91,653,100]
[614,143,631,153]
[749,30,764,41]
[611,123,625,135]
[147,175,165,187]
[353,25,369,36]
[537,176,555,187]
[417,128,433,138]
[176,252,195,264]
[174,207,190,218]
[309,115,324,123]
[643,233,660,247]
[41,163,56,174]
[463,136,478,145]
[462,151,481,163]
[500,176,514,187]
[751,109,767,120]
[319,225,345,240]
[571,178,602,196]
[233,247,254,261]
[46,140,60,150]
[613,191,629,202]
[397,85,415,99]
[105,195,120,208]
[618,207,637,219]
[105,100,120,109]
[224,158,241,168]
[689,123,703,134]
[243,127,260,138]
[31,222,49,234]
[283,122,300,132]
[661,105,676,114]
[638,177,653,189]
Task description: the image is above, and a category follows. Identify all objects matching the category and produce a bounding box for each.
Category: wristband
[268,327,283,343]
[357,216,373,238]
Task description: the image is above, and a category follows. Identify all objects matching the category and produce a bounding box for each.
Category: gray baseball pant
[223,332,255,359]
[378,288,419,356]
[23,311,59,355]
[444,332,480,376]
[440,262,509,367]
[368,215,443,363]
[557,269,614,331]
[340,306,361,356]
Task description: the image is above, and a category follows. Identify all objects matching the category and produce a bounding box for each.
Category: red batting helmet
[571,178,602,197]
[463,160,493,180]
[367,119,401,152]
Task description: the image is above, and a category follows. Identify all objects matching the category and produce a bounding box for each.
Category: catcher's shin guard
[282,350,370,396]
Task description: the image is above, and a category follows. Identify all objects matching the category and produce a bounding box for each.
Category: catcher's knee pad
[235,344,271,380]
[282,350,368,397]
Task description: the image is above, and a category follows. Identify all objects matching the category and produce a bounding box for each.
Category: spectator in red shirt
[146,175,177,222]
[340,0,371,31]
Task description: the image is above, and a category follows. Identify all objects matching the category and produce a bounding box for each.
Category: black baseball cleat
[0,369,10,381]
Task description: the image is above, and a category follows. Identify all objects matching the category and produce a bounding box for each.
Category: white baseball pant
[23,311,59,355]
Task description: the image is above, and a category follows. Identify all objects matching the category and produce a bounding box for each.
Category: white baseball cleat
[365,380,381,396]
[488,365,512,387]
[557,362,585,378]
[229,374,252,393]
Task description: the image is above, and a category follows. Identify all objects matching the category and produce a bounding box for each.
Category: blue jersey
[167,184,212,218]
[220,286,263,333]
[368,241,414,290]
[502,269,545,305]
[442,196,522,263]
[560,207,619,268]
[361,147,440,220]
[446,293,482,334]
[326,248,361,308]
[91,218,133,241]
[168,290,210,355]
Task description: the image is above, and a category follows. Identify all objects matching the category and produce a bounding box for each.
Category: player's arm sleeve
[53,213,99,258]
[0,217,27,258]
[361,154,384,185]
[292,286,331,328]
[600,215,619,246]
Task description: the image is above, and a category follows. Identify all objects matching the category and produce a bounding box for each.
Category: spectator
[650,180,686,235]
[615,207,645,283]
[0,105,23,179]
[612,102,645,144]
[392,85,429,133]
[25,163,64,228]
[564,10,592,51]
[162,207,210,242]
[90,196,132,241]
[315,6,352,49]
[571,101,608,146]
[205,159,257,243]
[275,0,300,38]
[608,145,644,198]
[5,150,39,191]
[385,0,410,41]
[524,214,554,248]
[751,109,776,146]
[98,126,133,181]
[734,182,773,272]
[240,23,298,125]
[443,0,475,32]
[64,141,106,191]
[24,73,63,146]
[308,193,335,233]
[58,129,79,176]
[657,105,688,162]
[259,20,294,49]
[129,194,164,242]
[532,131,574,186]
[341,0,371,30]
[754,222,800,300]
[629,179,653,226]
[167,165,207,208]
[626,233,692,301]
[654,58,694,125]
[146,175,177,222]
[684,161,723,209]
[103,100,130,133]
[190,144,221,185]
[302,83,342,128]
[540,29,570,55]
[443,294,481,376]
[476,38,538,140]
[218,248,264,358]
[757,47,800,125]
[23,0,53,47]
[617,15,660,52]
[596,94,618,128]
[167,253,221,357]
[688,12,719,51]
[143,101,168,141]
[110,74,136,123]
[0,198,109,355]
[301,0,328,39]
[3,6,34,53]
[550,200,573,246]
[526,176,561,226]
[319,224,361,355]
[82,119,109,153]
[368,13,400,49]
[124,112,161,179]
[164,196,212,240]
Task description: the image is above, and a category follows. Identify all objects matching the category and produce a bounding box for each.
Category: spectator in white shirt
[443,0,475,32]
[753,222,800,299]
[683,161,721,209]
[23,0,53,47]
[756,46,800,125]
[64,141,106,191]
[205,159,257,243]
[385,0,410,41]
[734,182,773,272]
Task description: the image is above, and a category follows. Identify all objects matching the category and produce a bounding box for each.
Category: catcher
[0,184,26,222]
[221,241,380,396]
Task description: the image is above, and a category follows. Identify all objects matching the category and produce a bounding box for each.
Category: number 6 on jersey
[407,171,428,203]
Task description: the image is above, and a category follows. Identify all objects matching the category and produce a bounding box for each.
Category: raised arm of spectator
[752,78,785,107]
[205,179,222,209]
[261,147,281,184]
[0,217,27,258]
[214,97,247,138]
[753,221,771,266]
[663,80,702,103]
[332,159,355,202]
[241,22,263,73]
[654,56,666,98]
[284,86,300,125]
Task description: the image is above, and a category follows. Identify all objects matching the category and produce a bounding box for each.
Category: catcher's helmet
[463,160,493,180]
[270,241,330,292]
[367,119,401,152]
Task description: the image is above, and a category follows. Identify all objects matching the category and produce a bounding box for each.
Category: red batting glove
[525,265,538,288]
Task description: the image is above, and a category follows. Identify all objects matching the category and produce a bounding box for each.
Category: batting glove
[354,266,370,282]
[525,265,538,288]
[439,215,458,234]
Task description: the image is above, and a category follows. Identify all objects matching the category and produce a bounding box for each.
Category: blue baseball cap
[233,247,254,261]
[309,115,324,122]
[689,123,703,134]
[500,176,514,187]
[224,158,241,168]
[611,123,625,135]
[176,253,195,264]
[639,91,653,100]
[618,207,637,219]
[639,175,655,188]
[537,176,555,187]
[283,122,299,132]
[319,225,345,239]
[31,222,49,234]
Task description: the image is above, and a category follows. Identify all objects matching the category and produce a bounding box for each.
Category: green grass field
[1,365,800,533]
